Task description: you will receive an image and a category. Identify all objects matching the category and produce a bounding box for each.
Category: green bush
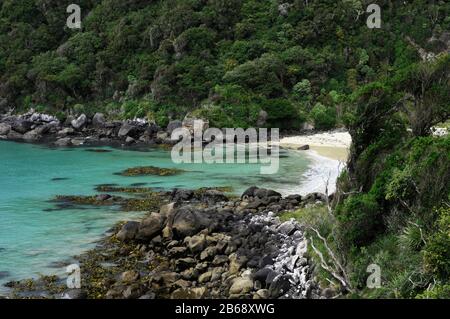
[310,102,336,130]
[423,208,450,280]
[336,193,382,249]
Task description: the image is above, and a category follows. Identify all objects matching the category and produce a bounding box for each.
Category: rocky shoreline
[0,110,188,147]
[4,186,333,300]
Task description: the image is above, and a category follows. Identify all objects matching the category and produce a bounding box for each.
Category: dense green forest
[0,0,448,129]
[0,0,449,298]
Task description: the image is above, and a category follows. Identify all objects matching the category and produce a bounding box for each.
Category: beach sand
[279,130,352,162]
[276,130,352,195]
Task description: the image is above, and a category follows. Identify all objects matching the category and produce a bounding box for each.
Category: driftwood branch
[309,236,353,293]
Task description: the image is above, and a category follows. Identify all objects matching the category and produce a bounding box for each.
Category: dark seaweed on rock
[117,166,185,177]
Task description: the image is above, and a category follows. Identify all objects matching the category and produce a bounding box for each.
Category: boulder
[136,213,166,240]
[198,271,212,284]
[186,234,207,253]
[125,136,135,144]
[0,123,11,135]
[297,145,310,151]
[71,138,85,146]
[118,122,137,138]
[277,221,298,236]
[176,258,196,271]
[71,114,87,130]
[60,289,87,300]
[253,289,270,299]
[54,138,72,147]
[92,113,106,127]
[229,277,254,295]
[166,120,182,134]
[242,186,259,199]
[120,270,140,283]
[58,128,75,136]
[12,120,33,134]
[22,129,41,141]
[170,287,206,299]
[171,208,209,238]
[229,253,248,275]
[269,275,292,298]
[116,221,140,242]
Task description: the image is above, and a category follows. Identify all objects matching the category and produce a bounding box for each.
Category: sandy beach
[275,130,352,195]
[279,130,352,162]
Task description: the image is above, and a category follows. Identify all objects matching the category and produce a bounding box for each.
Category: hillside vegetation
[1,0,449,299]
[0,0,449,129]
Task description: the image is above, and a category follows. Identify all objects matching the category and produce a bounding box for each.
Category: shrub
[423,208,450,280]
[336,193,382,249]
[310,102,336,130]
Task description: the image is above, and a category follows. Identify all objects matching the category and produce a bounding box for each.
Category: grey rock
[118,122,137,138]
[12,120,33,134]
[71,114,87,130]
[116,221,140,242]
[297,145,310,151]
[269,275,292,298]
[23,129,41,141]
[92,113,106,127]
[229,277,254,295]
[0,123,11,135]
[60,289,87,299]
[54,138,72,147]
[166,120,182,134]
[136,213,166,240]
[242,186,259,199]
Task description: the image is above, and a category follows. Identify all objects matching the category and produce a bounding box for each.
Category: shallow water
[0,140,321,292]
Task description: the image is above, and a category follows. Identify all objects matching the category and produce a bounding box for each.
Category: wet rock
[125,136,135,144]
[116,221,140,242]
[269,275,292,298]
[136,213,166,240]
[0,123,11,135]
[118,122,137,138]
[12,120,33,134]
[58,127,75,136]
[171,208,209,238]
[139,292,156,299]
[170,287,206,299]
[54,137,72,147]
[23,129,41,141]
[71,137,85,146]
[176,258,196,271]
[96,194,112,201]
[123,284,143,299]
[92,113,106,128]
[60,289,87,299]
[200,246,218,261]
[154,272,180,285]
[198,271,212,284]
[186,234,207,254]
[120,270,140,283]
[277,221,298,236]
[229,253,248,274]
[229,277,254,295]
[71,114,87,130]
[254,289,270,299]
[252,268,274,285]
[212,255,229,266]
[297,145,310,151]
[166,120,182,134]
[168,246,187,258]
[242,186,259,199]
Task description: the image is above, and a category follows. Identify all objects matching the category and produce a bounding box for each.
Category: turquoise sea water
[0,140,312,293]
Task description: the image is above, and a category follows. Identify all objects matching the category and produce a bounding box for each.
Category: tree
[395,54,450,136]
